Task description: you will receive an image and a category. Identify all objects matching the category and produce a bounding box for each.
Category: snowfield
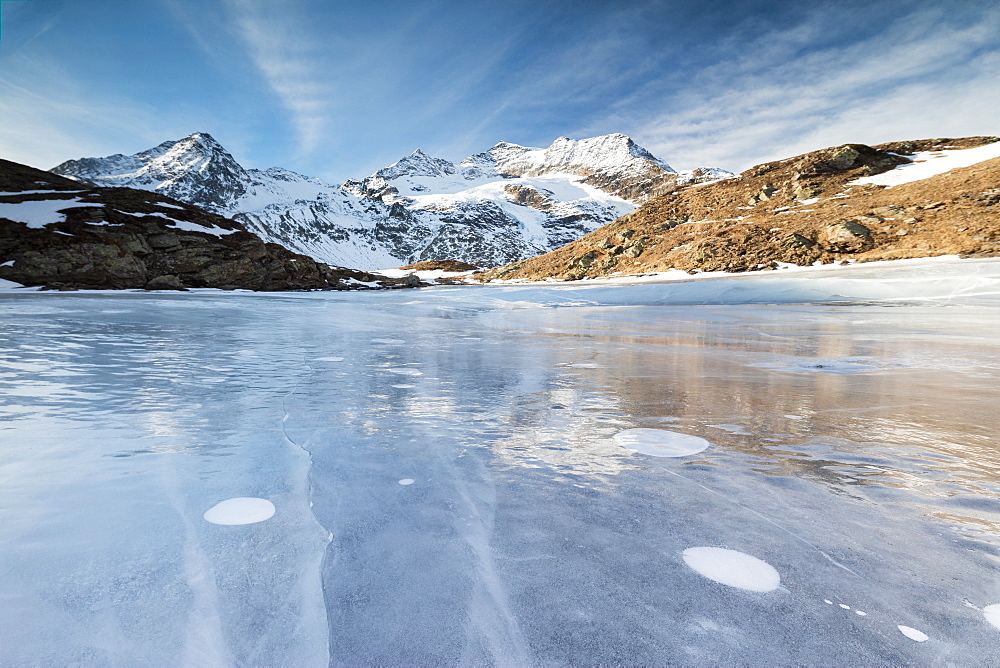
[850,140,1000,188]
[2,257,999,664]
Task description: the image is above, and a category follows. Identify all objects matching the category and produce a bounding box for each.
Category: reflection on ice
[750,358,882,374]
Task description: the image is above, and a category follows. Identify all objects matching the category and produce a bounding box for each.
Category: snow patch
[203,497,275,525]
[897,625,928,642]
[143,212,238,236]
[387,368,423,376]
[851,141,1000,188]
[0,198,94,228]
[614,428,710,457]
[682,547,781,592]
[983,604,1000,631]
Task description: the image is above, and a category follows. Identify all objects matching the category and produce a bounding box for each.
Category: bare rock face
[819,221,874,252]
[397,259,479,272]
[475,136,1000,282]
[0,159,420,291]
[503,184,555,211]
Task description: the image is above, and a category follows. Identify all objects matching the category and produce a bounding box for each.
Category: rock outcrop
[476,136,1000,281]
[0,159,419,291]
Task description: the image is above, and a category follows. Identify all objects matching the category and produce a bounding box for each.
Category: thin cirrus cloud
[0,0,996,179]
[223,0,335,157]
[0,58,186,169]
[610,5,1000,171]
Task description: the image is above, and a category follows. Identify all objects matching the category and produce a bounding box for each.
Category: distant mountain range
[51,132,730,269]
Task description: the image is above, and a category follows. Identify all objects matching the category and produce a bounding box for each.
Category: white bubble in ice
[203,497,275,525]
[856,610,867,616]
[682,547,780,592]
[839,604,851,610]
[897,625,928,642]
[391,384,415,388]
[388,368,423,376]
[398,478,415,485]
[316,356,344,362]
[823,599,833,605]
[615,428,710,457]
[372,338,405,345]
[983,604,1000,631]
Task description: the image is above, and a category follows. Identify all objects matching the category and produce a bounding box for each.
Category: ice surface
[682,547,781,592]
[2,260,1000,664]
[203,497,276,525]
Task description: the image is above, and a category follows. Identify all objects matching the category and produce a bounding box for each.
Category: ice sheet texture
[2,269,1000,664]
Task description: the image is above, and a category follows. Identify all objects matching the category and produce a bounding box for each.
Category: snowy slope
[850,141,1000,188]
[52,133,730,270]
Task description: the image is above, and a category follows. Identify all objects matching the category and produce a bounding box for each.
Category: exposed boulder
[819,221,874,252]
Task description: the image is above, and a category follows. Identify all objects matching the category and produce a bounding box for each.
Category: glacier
[2,258,999,665]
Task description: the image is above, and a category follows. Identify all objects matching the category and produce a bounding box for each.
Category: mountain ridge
[51,132,730,270]
[0,157,418,291]
[474,136,1000,282]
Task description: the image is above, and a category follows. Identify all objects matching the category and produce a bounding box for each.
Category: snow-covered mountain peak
[375,149,457,180]
[52,131,251,210]
[494,133,675,178]
[50,131,730,271]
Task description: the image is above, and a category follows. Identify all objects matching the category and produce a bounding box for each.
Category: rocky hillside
[0,159,418,291]
[477,137,1000,282]
[52,132,730,270]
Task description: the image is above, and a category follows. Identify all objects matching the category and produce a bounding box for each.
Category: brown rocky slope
[476,137,1000,282]
[0,159,420,291]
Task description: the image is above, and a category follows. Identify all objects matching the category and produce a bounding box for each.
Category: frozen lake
[2,261,1000,665]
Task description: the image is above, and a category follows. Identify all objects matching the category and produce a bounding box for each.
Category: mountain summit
[51,133,730,269]
[53,133,251,211]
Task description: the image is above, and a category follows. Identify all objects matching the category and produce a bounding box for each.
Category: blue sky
[1,0,997,182]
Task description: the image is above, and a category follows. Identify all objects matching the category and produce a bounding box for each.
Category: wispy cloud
[223,0,335,157]
[609,5,1000,170]
[0,55,200,168]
